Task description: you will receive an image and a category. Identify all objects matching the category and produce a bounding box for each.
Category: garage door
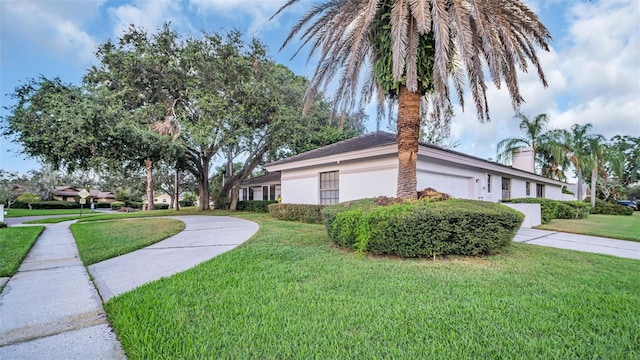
[418,172,470,198]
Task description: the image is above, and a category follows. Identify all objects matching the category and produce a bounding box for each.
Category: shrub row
[179,199,195,207]
[237,200,278,213]
[322,198,524,258]
[590,200,634,215]
[154,203,170,210]
[505,198,590,223]
[110,201,126,210]
[95,202,112,209]
[268,203,325,224]
[10,201,81,209]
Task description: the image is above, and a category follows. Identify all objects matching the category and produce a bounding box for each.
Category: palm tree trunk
[591,155,597,208]
[396,86,421,199]
[577,168,584,201]
[145,158,155,211]
[174,167,180,211]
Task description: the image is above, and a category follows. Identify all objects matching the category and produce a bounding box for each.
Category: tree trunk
[576,168,584,201]
[174,168,180,211]
[145,158,155,211]
[396,86,421,199]
[591,156,597,208]
[197,157,211,211]
[229,183,241,212]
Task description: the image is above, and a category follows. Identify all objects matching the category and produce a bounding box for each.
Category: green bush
[124,201,143,209]
[0,222,7,229]
[95,201,112,209]
[505,198,591,223]
[590,200,634,215]
[154,203,170,210]
[322,199,524,258]
[179,199,195,207]
[110,201,126,210]
[28,201,81,209]
[237,200,278,213]
[268,204,325,224]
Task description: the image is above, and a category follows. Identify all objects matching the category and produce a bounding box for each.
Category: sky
[1,0,639,175]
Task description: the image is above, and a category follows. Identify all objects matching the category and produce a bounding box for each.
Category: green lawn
[71,218,185,265]
[0,226,44,277]
[105,213,640,359]
[536,211,640,242]
[4,208,97,218]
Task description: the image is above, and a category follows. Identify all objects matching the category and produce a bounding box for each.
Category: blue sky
[1,0,638,175]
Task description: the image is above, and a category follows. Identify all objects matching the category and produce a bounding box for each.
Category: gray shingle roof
[267,132,397,167]
[242,171,281,186]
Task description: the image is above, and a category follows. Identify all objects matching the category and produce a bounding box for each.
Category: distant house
[238,172,282,201]
[53,186,116,203]
[264,131,570,205]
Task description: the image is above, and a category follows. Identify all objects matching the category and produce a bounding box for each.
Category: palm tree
[273,0,551,198]
[550,123,597,201]
[496,113,549,170]
[585,137,624,207]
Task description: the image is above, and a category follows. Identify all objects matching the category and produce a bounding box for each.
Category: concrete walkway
[515,228,640,260]
[0,216,258,359]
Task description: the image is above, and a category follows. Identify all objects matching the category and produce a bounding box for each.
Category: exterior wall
[545,184,563,200]
[503,203,542,228]
[280,156,397,204]
[417,159,487,200]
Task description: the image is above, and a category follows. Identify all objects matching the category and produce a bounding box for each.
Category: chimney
[512,147,535,173]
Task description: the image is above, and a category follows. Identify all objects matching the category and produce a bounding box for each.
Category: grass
[71,218,185,265]
[0,226,44,277]
[536,211,640,242]
[21,214,102,224]
[104,213,640,359]
[4,208,93,218]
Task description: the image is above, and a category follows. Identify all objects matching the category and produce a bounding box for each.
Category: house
[53,186,116,203]
[263,131,570,205]
[238,172,282,201]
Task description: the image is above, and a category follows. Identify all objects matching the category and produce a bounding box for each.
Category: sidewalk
[514,228,640,260]
[0,216,258,359]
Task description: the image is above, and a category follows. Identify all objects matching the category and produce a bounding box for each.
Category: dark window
[526,182,531,196]
[501,177,511,200]
[269,185,276,201]
[487,174,492,193]
[242,188,247,200]
[248,187,254,201]
[320,171,339,205]
[263,185,269,201]
[536,184,545,198]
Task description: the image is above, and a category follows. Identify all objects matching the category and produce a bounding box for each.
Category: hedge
[110,201,126,210]
[322,198,524,258]
[504,198,591,223]
[95,201,112,209]
[179,199,195,207]
[154,203,170,210]
[590,200,634,215]
[268,204,325,224]
[11,201,81,209]
[237,200,278,213]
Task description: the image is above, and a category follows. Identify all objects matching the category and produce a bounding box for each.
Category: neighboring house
[238,172,282,201]
[265,132,570,205]
[53,186,116,203]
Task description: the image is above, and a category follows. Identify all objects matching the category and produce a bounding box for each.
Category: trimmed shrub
[95,201,112,209]
[110,201,126,210]
[322,198,524,258]
[179,199,195,207]
[154,203,170,210]
[124,201,143,209]
[591,200,634,215]
[268,204,325,224]
[29,201,80,209]
[505,198,591,223]
[0,222,7,229]
[237,200,278,213]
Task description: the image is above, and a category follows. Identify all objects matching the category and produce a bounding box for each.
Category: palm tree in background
[272,0,551,198]
[496,113,549,171]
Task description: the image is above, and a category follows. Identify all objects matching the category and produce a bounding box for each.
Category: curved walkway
[0,216,258,359]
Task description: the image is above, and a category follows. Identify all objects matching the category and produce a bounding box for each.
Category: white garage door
[418,173,470,199]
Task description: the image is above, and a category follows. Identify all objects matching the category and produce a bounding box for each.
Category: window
[248,187,254,201]
[526,182,531,196]
[487,174,492,193]
[163,198,167,203]
[501,177,511,200]
[536,184,545,198]
[263,186,269,201]
[320,171,339,205]
[269,185,276,201]
[242,188,248,201]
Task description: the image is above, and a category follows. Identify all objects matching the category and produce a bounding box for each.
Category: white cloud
[0,0,104,63]
[108,0,190,37]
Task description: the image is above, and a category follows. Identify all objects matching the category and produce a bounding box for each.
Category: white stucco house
[238,171,282,201]
[242,132,570,206]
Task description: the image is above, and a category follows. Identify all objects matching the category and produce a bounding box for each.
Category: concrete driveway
[515,228,640,260]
